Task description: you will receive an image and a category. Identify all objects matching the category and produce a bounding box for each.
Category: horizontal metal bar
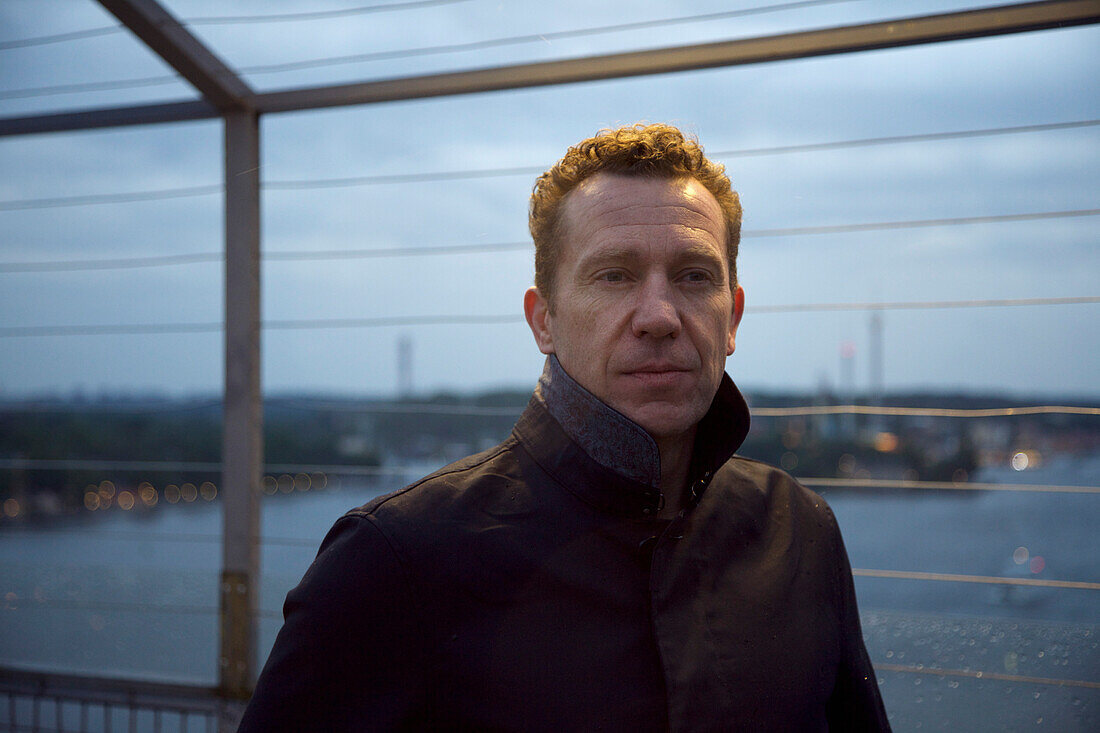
[874,662,1100,690]
[3,295,1100,338]
[853,568,1100,591]
[2,1,1097,136]
[0,100,218,136]
[97,0,252,110]
[256,0,1100,113]
[751,402,1100,417]
[6,597,220,617]
[801,477,1100,494]
[2,458,1098,495]
[0,666,219,709]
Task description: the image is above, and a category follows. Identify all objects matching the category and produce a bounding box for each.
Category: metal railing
[0,668,241,733]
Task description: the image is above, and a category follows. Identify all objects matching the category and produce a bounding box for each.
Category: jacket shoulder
[712,455,842,532]
[335,436,537,561]
[720,454,830,503]
[346,436,521,517]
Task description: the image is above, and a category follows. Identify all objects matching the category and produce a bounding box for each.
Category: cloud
[0,5,1097,397]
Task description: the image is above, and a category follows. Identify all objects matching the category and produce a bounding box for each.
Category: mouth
[622,364,693,387]
[623,362,692,375]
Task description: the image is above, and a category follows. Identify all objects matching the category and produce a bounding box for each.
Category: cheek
[701,312,732,349]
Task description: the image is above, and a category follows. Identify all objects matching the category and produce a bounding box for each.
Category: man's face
[525,173,744,442]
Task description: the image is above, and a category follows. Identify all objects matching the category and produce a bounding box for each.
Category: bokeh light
[781,429,801,450]
[97,480,115,508]
[200,482,217,501]
[139,482,157,507]
[873,432,899,452]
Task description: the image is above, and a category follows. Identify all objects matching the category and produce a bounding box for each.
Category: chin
[628,408,700,442]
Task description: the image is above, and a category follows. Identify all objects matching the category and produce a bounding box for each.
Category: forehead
[559,173,727,259]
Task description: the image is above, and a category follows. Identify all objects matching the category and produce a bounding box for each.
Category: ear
[524,286,556,355]
[726,284,745,356]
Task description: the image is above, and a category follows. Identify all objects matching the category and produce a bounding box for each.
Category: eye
[598,270,627,283]
[682,269,713,284]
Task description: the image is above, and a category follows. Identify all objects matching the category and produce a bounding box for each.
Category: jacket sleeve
[238,513,430,732]
[825,517,893,732]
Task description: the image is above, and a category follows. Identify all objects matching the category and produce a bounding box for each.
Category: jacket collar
[536,355,662,488]
[513,355,751,517]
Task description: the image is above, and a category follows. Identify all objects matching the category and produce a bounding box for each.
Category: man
[240,124,890,731]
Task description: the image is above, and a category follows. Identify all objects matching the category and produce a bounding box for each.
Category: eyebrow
[575,246,638,270]
[676,242,727,269]
[576,243,727,274]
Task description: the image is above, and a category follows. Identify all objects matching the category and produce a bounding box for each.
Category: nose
[631,276,681,340]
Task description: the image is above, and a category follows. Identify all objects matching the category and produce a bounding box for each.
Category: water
[1,457,1097,730]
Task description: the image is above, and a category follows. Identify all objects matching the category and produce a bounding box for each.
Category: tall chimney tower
[397,335,413,398]
[869,311,884,405]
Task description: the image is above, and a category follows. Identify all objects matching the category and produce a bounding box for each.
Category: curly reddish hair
[529,123,742,303]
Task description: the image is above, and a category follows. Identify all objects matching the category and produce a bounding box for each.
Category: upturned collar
[514,355,751,517]
[537,355,662,489]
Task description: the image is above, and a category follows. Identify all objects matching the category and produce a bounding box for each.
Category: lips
[622,362,693,375]
[621,364,694,390]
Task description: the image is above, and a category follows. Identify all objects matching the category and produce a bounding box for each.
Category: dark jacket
[240,360,890,731]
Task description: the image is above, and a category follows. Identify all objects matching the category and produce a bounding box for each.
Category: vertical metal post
[219,109,262,707]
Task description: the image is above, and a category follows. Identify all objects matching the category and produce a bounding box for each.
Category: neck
[655,428,695,517]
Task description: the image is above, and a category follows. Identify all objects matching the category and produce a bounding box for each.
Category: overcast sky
[1,0,1098,400]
